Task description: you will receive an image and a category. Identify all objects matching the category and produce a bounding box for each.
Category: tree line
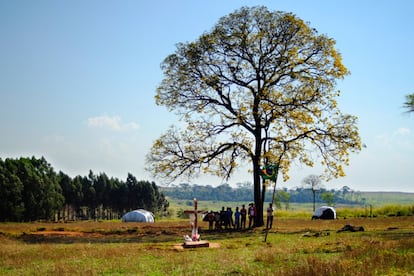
[0,156,169,222]
[160,182,363,208]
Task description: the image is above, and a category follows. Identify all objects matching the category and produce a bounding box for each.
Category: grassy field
[1,216,413,275]
[358,191,414,205]
[168,198,414,219]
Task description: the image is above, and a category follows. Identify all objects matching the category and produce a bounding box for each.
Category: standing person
[214,211,220,230]
[219,207,226,230]
[208,211,215,231]
[228,207,234,228]
[225,207,233,229]
[266,203,274,229]
[234,206,240,230]
[248,203,256,228]
[240,204,247,229]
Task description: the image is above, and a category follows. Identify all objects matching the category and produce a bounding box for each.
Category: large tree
[147,6,361,226]
[0,158,24,221]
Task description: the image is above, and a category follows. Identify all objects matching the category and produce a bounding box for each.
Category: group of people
[205,203,274,231]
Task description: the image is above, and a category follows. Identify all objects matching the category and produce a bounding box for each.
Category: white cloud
[375,127,413,148]
[395,127,410,136]
[86,115,139,132]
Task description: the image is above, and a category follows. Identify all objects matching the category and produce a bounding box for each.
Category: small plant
[176,209,186,219]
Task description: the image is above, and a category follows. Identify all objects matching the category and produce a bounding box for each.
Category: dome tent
[121,209,155,223]
[312,206,336,220]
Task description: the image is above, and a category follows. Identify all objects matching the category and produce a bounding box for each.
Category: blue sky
[1,1,413,192]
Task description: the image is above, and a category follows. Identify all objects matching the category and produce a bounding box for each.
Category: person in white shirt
[266,203,274,229]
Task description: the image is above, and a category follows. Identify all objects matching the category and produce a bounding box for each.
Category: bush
[176,209,186,219]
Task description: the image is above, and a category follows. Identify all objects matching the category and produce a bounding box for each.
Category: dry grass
[0,217,413,275]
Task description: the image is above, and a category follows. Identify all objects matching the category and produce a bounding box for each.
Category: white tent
[121,209,155,223]
[312,206,336,220]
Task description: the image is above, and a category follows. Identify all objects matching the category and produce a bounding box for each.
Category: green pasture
[167,198,414,220]
[0,217,413,275]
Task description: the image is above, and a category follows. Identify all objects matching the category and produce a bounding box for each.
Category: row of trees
[160,182,363,207]
[0,156,169,222]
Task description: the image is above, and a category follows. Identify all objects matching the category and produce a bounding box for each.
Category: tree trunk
[253,155,264,227]
[252,112,264,227]
[312,190,316,212]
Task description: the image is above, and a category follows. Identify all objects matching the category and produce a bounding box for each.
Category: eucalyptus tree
[17,157,64,221]
[147,6,361,225]
[0,158,24,221]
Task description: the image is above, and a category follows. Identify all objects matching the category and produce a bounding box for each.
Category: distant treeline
[0,156,169,222]
[160,183,365,206]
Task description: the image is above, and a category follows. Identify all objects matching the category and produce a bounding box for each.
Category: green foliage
[148,6,361,227]
[0,157,63,221]
[160,183,253,202]
[0,156,169,222]
[162,184,398,206]
[321,192,335,206]
[403,93,414,113]
[0,159,24,221]
[175,209,186,219]
[273,190,291,210]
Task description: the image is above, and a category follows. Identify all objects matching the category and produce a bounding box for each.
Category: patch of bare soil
[31,231,88,237]
[6,217,414,244]
[20,230,105,243]
[17,223,195,244]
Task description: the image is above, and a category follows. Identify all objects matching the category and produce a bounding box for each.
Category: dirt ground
[1,216,413,244]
